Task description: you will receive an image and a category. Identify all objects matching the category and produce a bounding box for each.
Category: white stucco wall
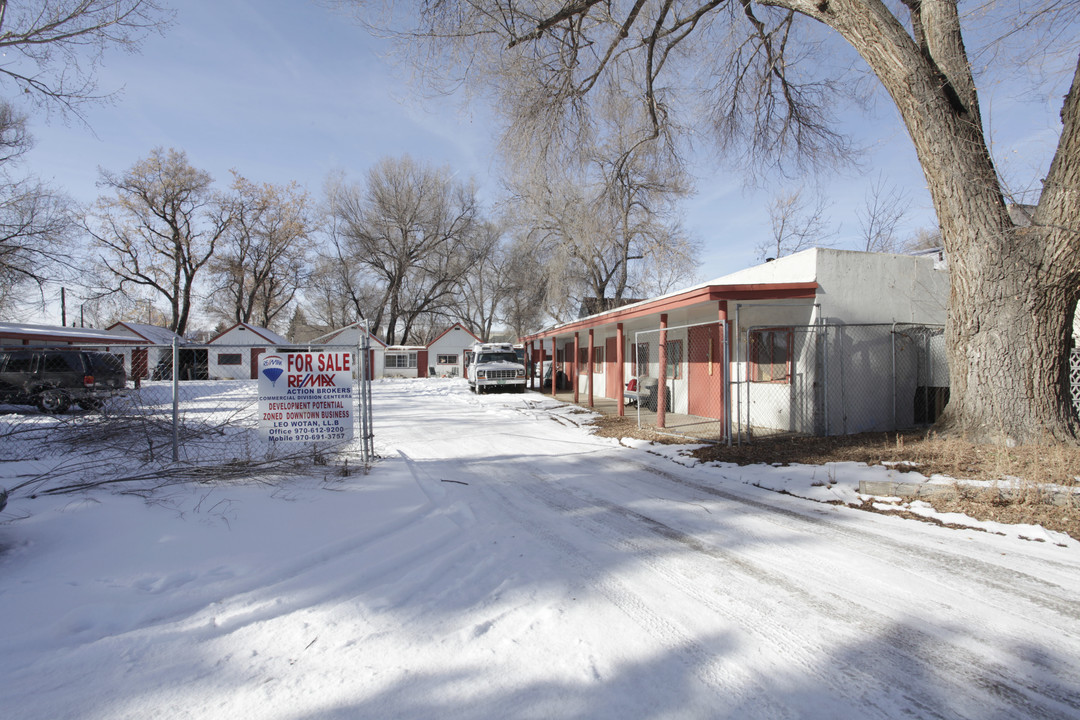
[427,326,478,378]
[207,324,289,380]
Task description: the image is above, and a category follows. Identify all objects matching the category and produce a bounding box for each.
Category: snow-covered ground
[2,378,1079,719]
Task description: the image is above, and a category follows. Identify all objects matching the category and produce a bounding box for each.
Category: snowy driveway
[2,378,1079,719]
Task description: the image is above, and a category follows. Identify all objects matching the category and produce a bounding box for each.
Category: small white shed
[426,323,481,378]
[206,322,291,380]
[106,322,185,381]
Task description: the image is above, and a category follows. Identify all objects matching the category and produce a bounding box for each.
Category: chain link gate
[632,321,730,444]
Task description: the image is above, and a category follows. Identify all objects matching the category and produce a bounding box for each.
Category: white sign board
[258,352,354,443]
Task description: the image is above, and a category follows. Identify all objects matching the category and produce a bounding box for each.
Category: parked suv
[467,342,526,393]
[0,348,127,413]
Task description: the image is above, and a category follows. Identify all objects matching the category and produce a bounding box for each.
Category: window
[478,352,517,363]
[385,353,417,369]
[665,340,683,379]
[43,352,83,372]
[437,354,458,365]
[578,347,588,367]
[592,346,604,366]
[4,351,35,373]
[217,353,242,366]
[633,342,650,377]
[749,328,793,383]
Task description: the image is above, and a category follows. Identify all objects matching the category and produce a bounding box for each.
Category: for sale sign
[258,352,354,443]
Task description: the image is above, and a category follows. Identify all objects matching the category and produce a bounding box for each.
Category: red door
[132,348,148,380]
[605,337,619,398]
[688,325,724,421]
[250,348,266,379]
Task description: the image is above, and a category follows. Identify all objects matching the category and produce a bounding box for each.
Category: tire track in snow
[622,455,1080,623]
[511,460,1080,719]
[463,461,789,718]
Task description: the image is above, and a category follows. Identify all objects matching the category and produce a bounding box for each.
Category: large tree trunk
[806,1,1080,444]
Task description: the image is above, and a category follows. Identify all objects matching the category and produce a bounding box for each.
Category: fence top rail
[633,320,728,338]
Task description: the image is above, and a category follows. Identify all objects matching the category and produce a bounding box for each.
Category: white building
[426,323,481,378]
[106,322,185,381]
[521,248,949,439]
[206,322,291,380]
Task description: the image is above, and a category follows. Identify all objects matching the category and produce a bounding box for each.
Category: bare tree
[509,140,698,319]
[325,156,483,345]
[354,1,1080,446]
[0,177,75,316]
[453,221,510,341]
[0,0,171,117]
[858,174,909,253]
[0,101,78,317]
[304,249,383,332]
[206,173,314,331]
[759,187,834,261]
[87,148,230,335]
[498,234,549,339]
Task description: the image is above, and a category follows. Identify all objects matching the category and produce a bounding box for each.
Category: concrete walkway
[526,384,726,443]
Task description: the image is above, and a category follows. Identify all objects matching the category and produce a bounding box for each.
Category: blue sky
[16,0,1074,325]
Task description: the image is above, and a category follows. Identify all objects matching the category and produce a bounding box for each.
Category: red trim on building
[520,282,818,343]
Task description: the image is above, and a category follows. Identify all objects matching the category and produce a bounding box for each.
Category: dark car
[0,348,127,414]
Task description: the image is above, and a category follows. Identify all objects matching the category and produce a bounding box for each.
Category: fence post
[171,335,180,463]
[723,320,732,446]
[361,329,374,462]
[891,323,898,430]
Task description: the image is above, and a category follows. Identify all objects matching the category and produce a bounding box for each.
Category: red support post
[573,333,580,404]
[616,323,625,417]
[587,328,595,407]
[658,314,668,428]
[550,337,557,396]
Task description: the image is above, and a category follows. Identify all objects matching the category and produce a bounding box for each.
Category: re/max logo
[286,373,338,388]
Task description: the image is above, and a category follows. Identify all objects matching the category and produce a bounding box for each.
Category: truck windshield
[479,352,519,364]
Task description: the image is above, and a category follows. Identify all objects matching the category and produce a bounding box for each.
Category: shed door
[250,348,266,380]
[132,348,149,380]
[417,350,428,378]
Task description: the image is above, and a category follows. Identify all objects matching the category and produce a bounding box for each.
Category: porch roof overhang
[519,281,819,343]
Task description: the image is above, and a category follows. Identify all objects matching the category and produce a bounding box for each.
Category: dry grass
[588,416,1080,540]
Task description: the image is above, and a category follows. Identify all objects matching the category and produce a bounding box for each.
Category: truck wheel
[36,388,72,414]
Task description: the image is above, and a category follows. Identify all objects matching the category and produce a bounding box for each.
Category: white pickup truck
[467,342,526,394]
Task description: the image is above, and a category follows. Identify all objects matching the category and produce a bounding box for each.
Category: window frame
[749,327,794,384]
[665,339,683,380]
[436,354,458,365]
[385,352,418,369]
[633,342,650,377]
[217,352,243,366]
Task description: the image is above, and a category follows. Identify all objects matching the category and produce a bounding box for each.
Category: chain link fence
[632,322,731,444]
[734,323,949,441]
[1,340,374,505]
[1072,349,1080,419]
